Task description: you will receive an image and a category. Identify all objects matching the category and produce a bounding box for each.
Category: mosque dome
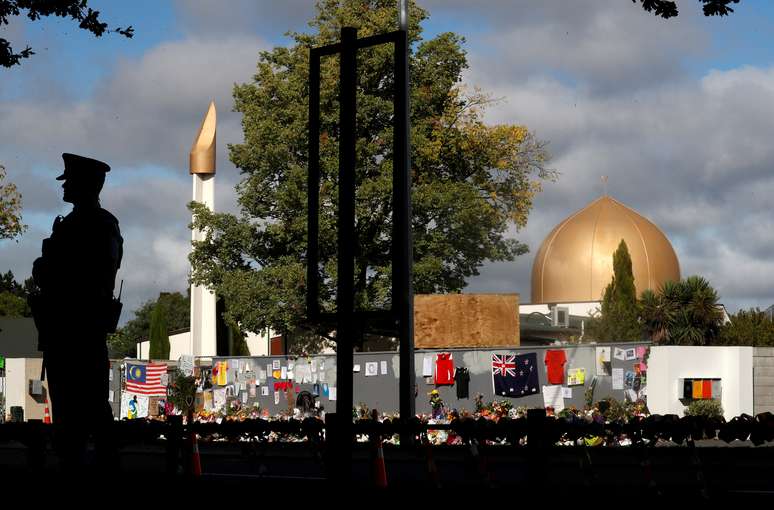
[530,195,680,304]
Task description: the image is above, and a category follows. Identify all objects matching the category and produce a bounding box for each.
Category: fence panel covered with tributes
[108,343,649,419]
[193,343,649,417]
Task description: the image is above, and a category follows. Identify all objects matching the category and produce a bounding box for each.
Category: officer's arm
[99,225,123,298]
[81,219,122,301]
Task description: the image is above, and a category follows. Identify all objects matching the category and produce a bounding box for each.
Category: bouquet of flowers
[429,390,444,419]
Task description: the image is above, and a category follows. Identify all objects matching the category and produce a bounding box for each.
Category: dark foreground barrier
[2,412,774,447]
[1,413,774,494]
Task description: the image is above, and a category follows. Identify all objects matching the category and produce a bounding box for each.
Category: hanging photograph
[596,347,612,376]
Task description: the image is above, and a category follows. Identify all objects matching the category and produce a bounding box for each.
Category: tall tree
[0,165,25,240]
[148,300,169,360]
[0,270,31,317]
[0,0,133,68]
[588,240,641,342]
[0,291,27,317]
[717,308,774,347]
[108,291,189,358]
[228,322,251,357]
[189,0,554,343]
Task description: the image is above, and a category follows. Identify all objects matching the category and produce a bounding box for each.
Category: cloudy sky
[2,0,774,323]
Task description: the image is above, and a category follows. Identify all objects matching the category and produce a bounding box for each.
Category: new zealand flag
[492,353,539,398]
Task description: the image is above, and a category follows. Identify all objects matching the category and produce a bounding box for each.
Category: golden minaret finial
[189,101,216,175]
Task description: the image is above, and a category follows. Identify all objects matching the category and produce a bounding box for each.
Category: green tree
[0,270,31,316]
[716,308,774,346]
[189,0,553,345]
[633,0,740,18]
[0,291,27,316]
[0,165,25,240]
[639,287,674,343]
[587,240,641,342]
[640,276,723,345]
[148,300,169,360]
[0,0,133,68]
[108,291,189,358]
[228,322,251,357]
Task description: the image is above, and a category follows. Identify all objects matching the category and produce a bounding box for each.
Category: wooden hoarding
[414,294,519,348]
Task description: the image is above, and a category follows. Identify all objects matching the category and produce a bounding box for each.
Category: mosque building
[520,195,681,343]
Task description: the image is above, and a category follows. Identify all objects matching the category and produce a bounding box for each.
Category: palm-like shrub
[640,276,723,346]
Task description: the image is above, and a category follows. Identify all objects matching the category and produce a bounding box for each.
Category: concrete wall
[137,332,190,361]
[208,343,648,416]
[3,358,49,421]
[23,358,48,420]
[753,347,774,415]
[244,331,269,357]
[4,358,25,418]
[109,362,122,418]
[648,346,753,420]
[138,330,271,360]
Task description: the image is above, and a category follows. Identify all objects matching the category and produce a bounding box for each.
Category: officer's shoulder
[96,208,121,237]
[77,208,121,234]
[96,208,120,226]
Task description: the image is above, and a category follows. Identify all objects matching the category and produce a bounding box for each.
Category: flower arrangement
[354,402,370,420]
[490,400,513,419]
[557,406,579,419]
[474,393,485,413]
[429,390,444,418]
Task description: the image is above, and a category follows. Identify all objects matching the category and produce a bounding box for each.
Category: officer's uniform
[31,153,123,467]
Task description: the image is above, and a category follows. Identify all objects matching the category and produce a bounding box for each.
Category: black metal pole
[307,52,321,320]
[399,0,409,31]
[395,12,416,428]
[334,26,358,480]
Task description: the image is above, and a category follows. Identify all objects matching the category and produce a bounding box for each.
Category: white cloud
[429,0,706,92]
[1,34,266,171]
[173,0,316,38]
[464,61,774,311]
[0,33,265,322]
[3,0,774,322]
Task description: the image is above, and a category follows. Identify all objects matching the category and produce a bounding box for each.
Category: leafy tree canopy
[107,291,189,358]
[716,308,774,347]
[0,0,133,68]
[0,269,33,317]
[634,0,740,18]
[0,290,27,317]
[189,0,554,345]
[0,165,25,240]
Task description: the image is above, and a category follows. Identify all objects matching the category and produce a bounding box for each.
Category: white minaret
[189,101,217,357]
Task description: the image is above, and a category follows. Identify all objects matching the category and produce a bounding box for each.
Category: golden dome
[530,196,680,304]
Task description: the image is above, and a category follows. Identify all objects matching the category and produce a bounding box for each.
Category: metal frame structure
[306,23,414,475]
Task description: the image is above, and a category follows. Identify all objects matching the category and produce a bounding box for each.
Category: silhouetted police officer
[31,153,123,471]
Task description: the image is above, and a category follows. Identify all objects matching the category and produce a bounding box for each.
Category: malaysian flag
[492,352,539,398]
[126,363,168,396]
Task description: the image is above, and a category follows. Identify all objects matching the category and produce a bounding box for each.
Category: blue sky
[693,0,774,71]
[4,0,774,323]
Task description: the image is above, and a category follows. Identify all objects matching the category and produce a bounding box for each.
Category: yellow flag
[217,361,227,386]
